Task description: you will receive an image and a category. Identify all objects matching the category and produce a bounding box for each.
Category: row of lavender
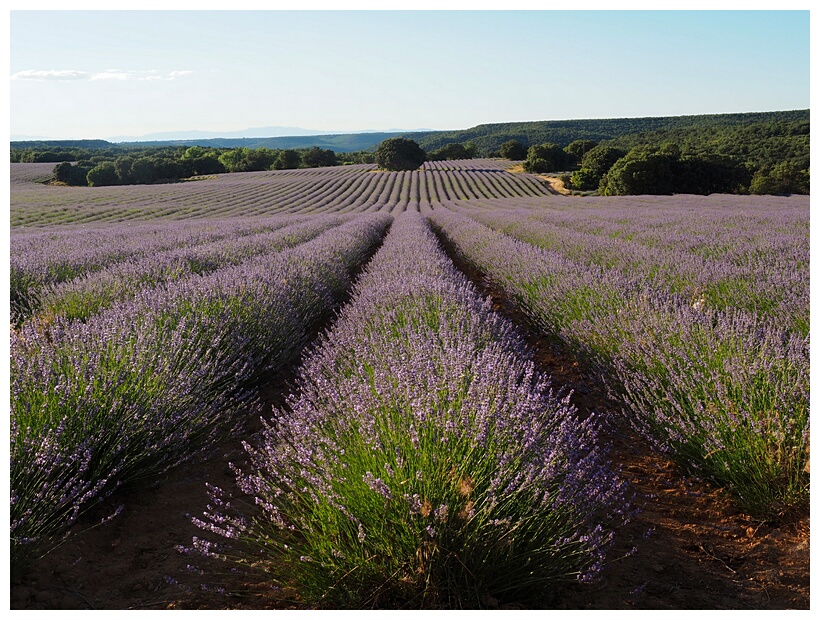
[11,159,550,227]
[443,194,809,334]
[190,212,630,607]
[16,215,354,323]
[10,214,391,572]
[428,206,809,520]
[11,215,310,320]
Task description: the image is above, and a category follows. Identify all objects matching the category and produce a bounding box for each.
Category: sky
[6,3,813,141]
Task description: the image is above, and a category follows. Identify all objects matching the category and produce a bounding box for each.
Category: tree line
[14,140,487,188]
[13,145,379,187]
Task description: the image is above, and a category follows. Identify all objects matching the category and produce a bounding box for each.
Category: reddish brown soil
[528,343,810,610]
[9,238,810,610]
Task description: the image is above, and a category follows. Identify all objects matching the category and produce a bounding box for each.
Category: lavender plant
[192,213,629,608]
[34,215,351,322]
[612,309,809,518]
[10,215,304,322]
[429,206,809,520]
[447,195,809,335]
[10,214,391,571]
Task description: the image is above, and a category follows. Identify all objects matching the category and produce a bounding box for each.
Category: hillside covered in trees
[405,110,807,157]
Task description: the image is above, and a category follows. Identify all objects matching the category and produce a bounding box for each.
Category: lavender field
[9,160,810,608]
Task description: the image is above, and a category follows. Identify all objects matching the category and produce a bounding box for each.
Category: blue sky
[7,4,812,141]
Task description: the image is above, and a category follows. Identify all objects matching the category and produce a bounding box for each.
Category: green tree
[54,161,91,186]
[672,155,751,195]
[750,162,810,195]
[499,139,528,160]
[181,146,225,175]
[243,148,277,171]
[53,161,74,184]
[86,162,120,187]
[181,146,210,161]
[114,156,134,184]
[374,138,426,171]
[564,140,598,165]
[218,148,250,173]
[302,147,337,168]
[598,147,674,195]
[523,143,570,173]
[218,147,276,172]
[580,145,628,179]
[429,143,471,161]
[193,153,225,175]
[273,149,302,170]
[569,168,600,191]
[130,157,157,185]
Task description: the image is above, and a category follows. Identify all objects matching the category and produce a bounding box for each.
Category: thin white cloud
[11,69,89,81]
[11,69,194,82]
[134,70,193,81]
[90,71,130,81]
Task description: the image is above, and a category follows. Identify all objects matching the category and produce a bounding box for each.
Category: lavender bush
[429,206,809,520]
[10,214,390,571]
[192,213,629,608]
[34,215,351,322]
[612,308,809,518]
[446,195,809,335]
[10,215,305,322]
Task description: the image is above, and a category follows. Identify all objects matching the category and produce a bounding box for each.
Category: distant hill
[404,109,810,154]
[603,114,810,171]
[11,110,809,169]
[10,139,114,150]
[106,126,337,142]
[113,132,408,152]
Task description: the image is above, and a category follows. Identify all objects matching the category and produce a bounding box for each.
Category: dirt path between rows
[10,222,809,610]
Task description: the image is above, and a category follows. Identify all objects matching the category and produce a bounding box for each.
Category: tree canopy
[499,140,528,160]
[428,142,473,161]
[598,146,755,196]
[523,143,572,173]
[374,138,427,171]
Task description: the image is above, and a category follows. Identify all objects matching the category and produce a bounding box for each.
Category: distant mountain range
[10,126,438,143]
[107,126,438,142]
